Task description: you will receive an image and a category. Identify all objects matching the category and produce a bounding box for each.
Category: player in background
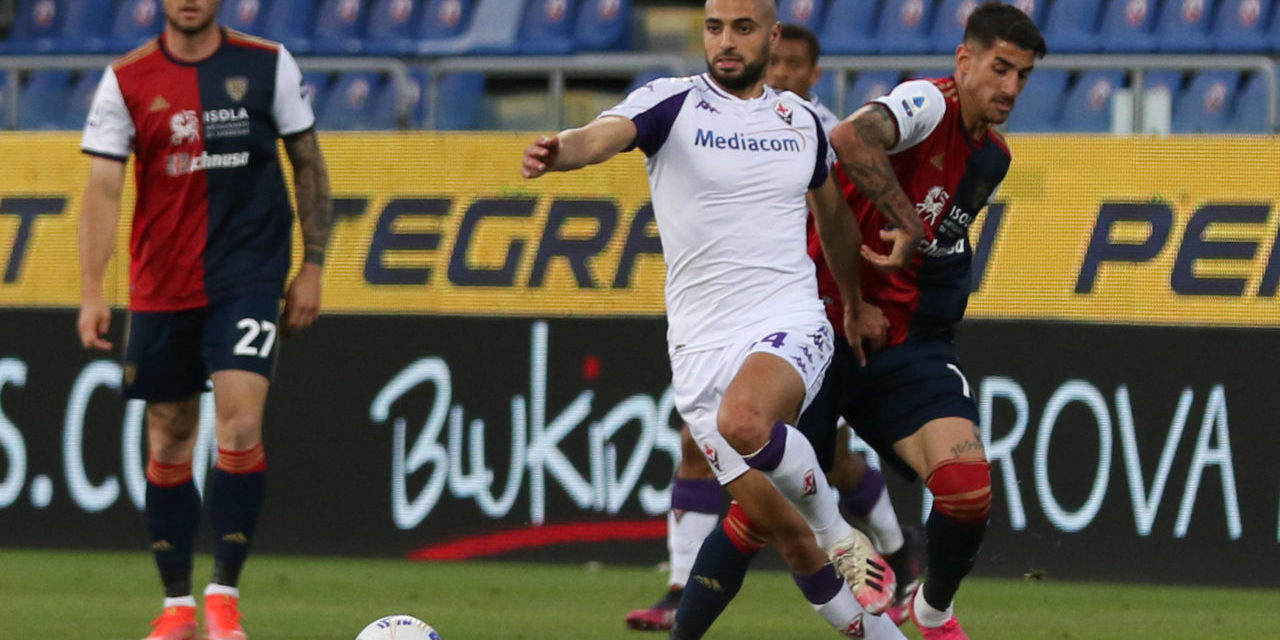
[77,1,331,639]
[524,1,905,638]
[624,21,924,633]
[666,4,1045,639]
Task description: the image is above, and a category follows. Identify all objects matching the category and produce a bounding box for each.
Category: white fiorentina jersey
[601,74,833,353]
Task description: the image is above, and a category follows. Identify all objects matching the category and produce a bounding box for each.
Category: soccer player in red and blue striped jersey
[77,1,331,639]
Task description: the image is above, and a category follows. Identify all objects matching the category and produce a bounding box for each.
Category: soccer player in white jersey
[624,21,926,634]
[523,2,907,638]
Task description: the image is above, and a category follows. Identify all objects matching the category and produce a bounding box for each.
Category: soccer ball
[356,615,441,640]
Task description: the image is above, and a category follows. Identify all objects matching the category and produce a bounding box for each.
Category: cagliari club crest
[225,76,249,102]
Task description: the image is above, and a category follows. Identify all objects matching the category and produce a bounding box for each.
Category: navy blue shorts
[122,294,281,401]
[797,337,979,481]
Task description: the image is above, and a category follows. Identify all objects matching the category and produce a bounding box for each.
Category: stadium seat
[1042,0,1104,52]
[63,69,103,130]
[1059,69,1126,132]
[312,0,369,55]
[1211,0,1273,52]
[218,0,269,35]
[362,0,423,55]
[17,70,73,130]
[1229,72,1270,132]
[625,67,668,94]
[1001,68,1068,132]
[1154,0,1215,52]
[417,0,522,56]
[56,0,113,53]
[367,73,419,129]
[844,71,900,112]
[1172,70,1240,133]
[1009,0,1049,25]
[261,0,313,54]
[428,71,487,130]
[811,71,836,111]
[1141,69,1184,96]
[109,0,163,52]
[574,0,631,51]
[820,0,879,54]
[930,0,978,53]
[0,71,9,127]
[875,0,937,54]
[777,0,825,33]
[1,0,63,54]
[301,70,332,118]
[520,0,578,55]
[318,72,385,131]
[1099,0,1157,52]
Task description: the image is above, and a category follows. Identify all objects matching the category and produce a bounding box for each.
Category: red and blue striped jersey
[811,76,1011,346]
[82,29,314,311]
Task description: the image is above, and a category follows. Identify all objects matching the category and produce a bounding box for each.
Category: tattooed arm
[282,129,332,334]
[828,104,924,272]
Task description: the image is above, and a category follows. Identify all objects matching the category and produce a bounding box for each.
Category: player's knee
[927,458,992,524]
[715,400,771,453]
[722,502,768,555]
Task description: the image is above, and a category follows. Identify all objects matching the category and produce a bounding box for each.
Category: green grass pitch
[2,548,1276,639]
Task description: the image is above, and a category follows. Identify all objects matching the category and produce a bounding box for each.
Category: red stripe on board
[407,519,668,561]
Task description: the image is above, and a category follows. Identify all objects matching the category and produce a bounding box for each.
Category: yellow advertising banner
[1,133,1277,327]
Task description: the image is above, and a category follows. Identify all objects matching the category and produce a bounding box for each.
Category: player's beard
[706,56,767,93]
[166,11,217,36]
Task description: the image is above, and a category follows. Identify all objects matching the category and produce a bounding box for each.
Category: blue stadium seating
[1141,69,1184,96]
[1099,0,1158,53]
[1273,5,1280,53]
[301,71,333,121]
[819,0,879,54]
[875,0,938,54]
[625,67,668,94]
[219,0,270,35]
[367,73,417,129]
[362,0,424,55]
[64,69,103,130]
[261,0,314,54]
[1173,70,1240,132]
[1002,68,1068,132]
[520,0,578,55]
[844,71,900,112]
[811,71,836,110]
[1042,0,1104,52]
[109,0,163,52]
[417,0,521,56]
[430,71,487,129]
[777,0,825,34]
[56,1,114,53]
[1,0,64,54]
[1009,0,1049,25]
[17,70,73,130]
[930,0,978,53]
[574,0,631,51]
[312,0,369,55]
[1212,0,1273,52]
[318,72,384,130]
[0,71,9,126]
[1059,69,1126,132]
[1154,0,1215,52]
[910,68,953,81]
[1,0,113,54]
[1230,72,1271,132]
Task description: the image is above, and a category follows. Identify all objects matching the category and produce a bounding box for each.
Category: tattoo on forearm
[841,107,922,235]
[285,131,333,266]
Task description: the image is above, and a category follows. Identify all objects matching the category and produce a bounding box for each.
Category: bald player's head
[703,0,780,94]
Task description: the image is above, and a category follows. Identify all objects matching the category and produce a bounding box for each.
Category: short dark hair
[779,23,821,65]
[964,1,1047,59]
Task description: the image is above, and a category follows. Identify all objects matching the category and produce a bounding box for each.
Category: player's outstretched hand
[283,263,322,336]
[861,227,920,273]
[77,295,113,351]
[521,135,560,179]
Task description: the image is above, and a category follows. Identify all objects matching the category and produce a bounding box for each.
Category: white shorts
[671,315,835,485]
